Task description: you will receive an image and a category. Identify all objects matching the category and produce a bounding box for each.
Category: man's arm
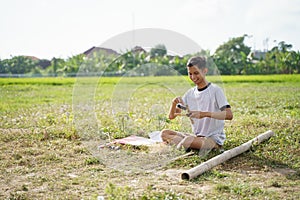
[168,97,183,119]
[189,107,233,120]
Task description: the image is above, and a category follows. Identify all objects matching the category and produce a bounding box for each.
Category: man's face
[187,66,207,85]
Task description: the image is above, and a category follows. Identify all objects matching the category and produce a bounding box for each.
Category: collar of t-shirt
[197,82,211,91]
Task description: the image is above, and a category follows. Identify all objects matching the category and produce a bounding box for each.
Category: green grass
[0,74,298,88]
[209,74,300,83]
[0,77,76,85]
[0,75,299,199]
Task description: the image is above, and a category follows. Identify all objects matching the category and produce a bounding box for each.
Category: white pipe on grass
[181,130,275,180]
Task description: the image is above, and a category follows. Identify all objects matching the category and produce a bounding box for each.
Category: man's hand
[169,97,183,119]
[172,96,183,105]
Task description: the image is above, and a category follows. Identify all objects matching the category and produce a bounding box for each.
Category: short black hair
[187,56,206,69]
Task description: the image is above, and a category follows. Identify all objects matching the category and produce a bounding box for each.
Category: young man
[161,56,233,150]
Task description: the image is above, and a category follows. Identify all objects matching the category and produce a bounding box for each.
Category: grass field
[0,74,299,199]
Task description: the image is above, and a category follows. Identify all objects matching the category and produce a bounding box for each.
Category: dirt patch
[273,168,298,176]
[1,127,299,199]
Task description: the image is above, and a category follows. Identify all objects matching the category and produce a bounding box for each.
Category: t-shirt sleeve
[215,88,230,111]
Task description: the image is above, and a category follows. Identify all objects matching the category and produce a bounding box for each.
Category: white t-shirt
[182,83,230,145]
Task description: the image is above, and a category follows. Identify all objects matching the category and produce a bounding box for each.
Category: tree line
[0,35,299,77]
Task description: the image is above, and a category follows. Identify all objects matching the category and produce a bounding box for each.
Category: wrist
[202,112,211,118]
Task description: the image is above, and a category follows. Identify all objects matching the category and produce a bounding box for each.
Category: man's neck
[197,80,209,90]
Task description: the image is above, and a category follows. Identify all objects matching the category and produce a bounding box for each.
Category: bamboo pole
[181,130,274,180]
[170,151,195,162]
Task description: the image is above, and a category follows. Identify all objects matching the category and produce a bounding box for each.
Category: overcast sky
[1,0,300,59]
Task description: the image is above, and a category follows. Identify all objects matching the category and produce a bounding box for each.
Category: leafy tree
[0,59,5,73]
[0,56,36,74]
[58,54,84,76]
[169,55,188,75]
[49,57,65,76]
[213,35,251,75]
[77,50,120,76]
[1,39,299,76]
[289,50,300,73]
[262,41,299,74]
[276,42,294,73]
[278,41,293,52]
[150,44,167,57]
[37,59,51,69]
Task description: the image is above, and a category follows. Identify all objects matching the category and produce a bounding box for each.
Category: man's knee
[160,129,171,141]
